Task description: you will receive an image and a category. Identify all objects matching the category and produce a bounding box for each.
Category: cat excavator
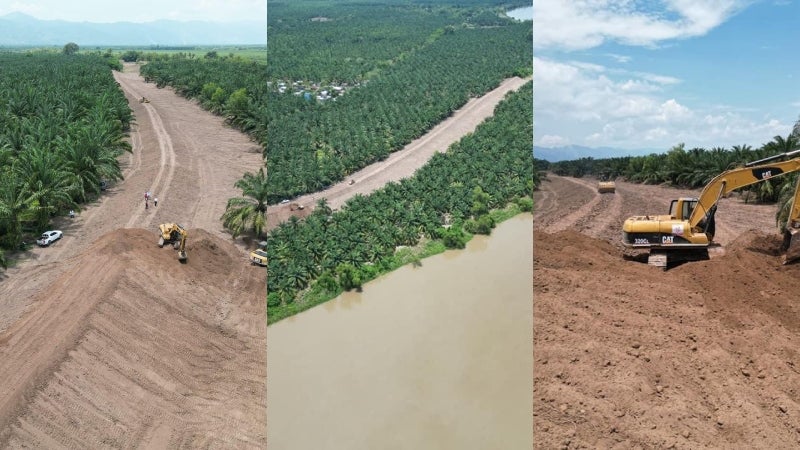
[622,149,800,269]
[158,223,187,262]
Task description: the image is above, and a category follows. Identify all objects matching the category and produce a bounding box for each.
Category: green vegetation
[138,2,531,207]
[265,21,531,202]
[221,168,270,238]
[140,57,269,141]
[62,42,79,55]
[266,81,533,323]
[0,53,131,259]
[542,132,800,234]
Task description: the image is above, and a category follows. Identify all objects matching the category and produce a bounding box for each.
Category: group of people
[144,191,158,209]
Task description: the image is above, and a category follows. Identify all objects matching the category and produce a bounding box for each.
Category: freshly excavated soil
[0,64,266,447]
[534,174,800,449]
[0,229,266,448]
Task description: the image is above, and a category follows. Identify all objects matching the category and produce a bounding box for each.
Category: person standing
[154,197,158,207]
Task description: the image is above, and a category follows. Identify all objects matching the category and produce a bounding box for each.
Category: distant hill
[534,145,662,162]
[0,12,265,46]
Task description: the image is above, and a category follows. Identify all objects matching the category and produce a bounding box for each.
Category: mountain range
[0,12,265,46]
[533,145,663,162]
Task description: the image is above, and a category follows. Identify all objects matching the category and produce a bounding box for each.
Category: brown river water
[267,214,533,449]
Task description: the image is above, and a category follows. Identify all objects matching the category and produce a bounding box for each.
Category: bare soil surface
[266,76,531,227]
[534,174,800,449]
[0,63,266,448]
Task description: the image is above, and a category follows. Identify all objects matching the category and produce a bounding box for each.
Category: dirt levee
[535,174,800,448]
[0,228,266,448]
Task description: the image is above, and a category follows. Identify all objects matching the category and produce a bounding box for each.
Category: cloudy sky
[534,0,800,153]
[0,0,266,23]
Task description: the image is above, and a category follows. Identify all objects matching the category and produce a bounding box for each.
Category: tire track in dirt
[533,179,559,225]
[136,101,177,229]
[566,176,623,240]
[113,76,177,230]
[540,176,602,234]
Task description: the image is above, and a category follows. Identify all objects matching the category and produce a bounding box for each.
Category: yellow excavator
[622,149,800,269]
[158,223,187,262]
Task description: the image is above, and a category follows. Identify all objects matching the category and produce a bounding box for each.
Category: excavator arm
[177,231,187,262]
[688,149,800,230]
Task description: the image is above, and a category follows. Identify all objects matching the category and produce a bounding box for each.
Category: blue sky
[0,0,265,23]
[534,0,800,153]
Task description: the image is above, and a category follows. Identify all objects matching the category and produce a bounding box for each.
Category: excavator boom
[622,148,800,268]
[687,149,800,229]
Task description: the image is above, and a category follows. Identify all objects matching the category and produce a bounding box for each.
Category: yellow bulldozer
[622,149,800,269]
[598,180,616,194]
[158,223,187,262]
[598,174,616,193]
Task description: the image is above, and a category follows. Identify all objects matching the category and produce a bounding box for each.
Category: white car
[36,230,63,247]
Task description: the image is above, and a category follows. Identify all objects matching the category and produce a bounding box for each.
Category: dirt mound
[0,228,266,448]
[724,228,785,257]
[535,227,800,449]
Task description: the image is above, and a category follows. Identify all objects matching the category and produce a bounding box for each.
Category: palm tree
[221,167,269,238]
[13,146,79,230]
[0,171,41,249]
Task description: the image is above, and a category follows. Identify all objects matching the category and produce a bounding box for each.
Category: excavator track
[647,248,710,270]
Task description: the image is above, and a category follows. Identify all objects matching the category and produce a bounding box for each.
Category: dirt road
[534,174,800,449]
[267,76,531,227]
[0,63,266,447]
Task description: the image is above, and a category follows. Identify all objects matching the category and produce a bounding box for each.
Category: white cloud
[607,53,632,63]
[533,0,751,50]
[537,134,571,146]
[534,56,791,149]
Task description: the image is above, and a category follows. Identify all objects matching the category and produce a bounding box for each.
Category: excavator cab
[669,198,696,220]
[158,223,188,263]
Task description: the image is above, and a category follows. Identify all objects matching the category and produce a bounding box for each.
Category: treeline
[140,57,270,142]
[265,22,532,203]
[544,135,800,204]
[267,1,524,83]
[266,81,533,322]
[0,53,132,266]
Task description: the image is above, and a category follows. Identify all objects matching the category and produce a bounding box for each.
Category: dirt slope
[534,174,800,449]
[0,229,266,448]
[0,63,266,447]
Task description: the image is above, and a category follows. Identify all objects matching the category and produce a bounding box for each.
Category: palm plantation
[221,167,269,238]
[0,53,131,265]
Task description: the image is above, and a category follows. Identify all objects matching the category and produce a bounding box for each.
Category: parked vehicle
[36,230,63,247]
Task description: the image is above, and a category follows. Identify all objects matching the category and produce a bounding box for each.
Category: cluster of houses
[271,79,358,102]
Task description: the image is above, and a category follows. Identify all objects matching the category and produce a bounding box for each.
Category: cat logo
[662,235,674,244]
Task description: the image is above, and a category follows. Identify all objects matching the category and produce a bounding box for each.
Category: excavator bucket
[782,174,800,265]
[178,251,188,263]
[782,229,800,264]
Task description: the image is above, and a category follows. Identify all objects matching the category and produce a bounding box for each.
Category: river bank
[267,213,532,449]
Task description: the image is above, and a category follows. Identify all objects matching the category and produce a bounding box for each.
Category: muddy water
[267,214,533,449]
